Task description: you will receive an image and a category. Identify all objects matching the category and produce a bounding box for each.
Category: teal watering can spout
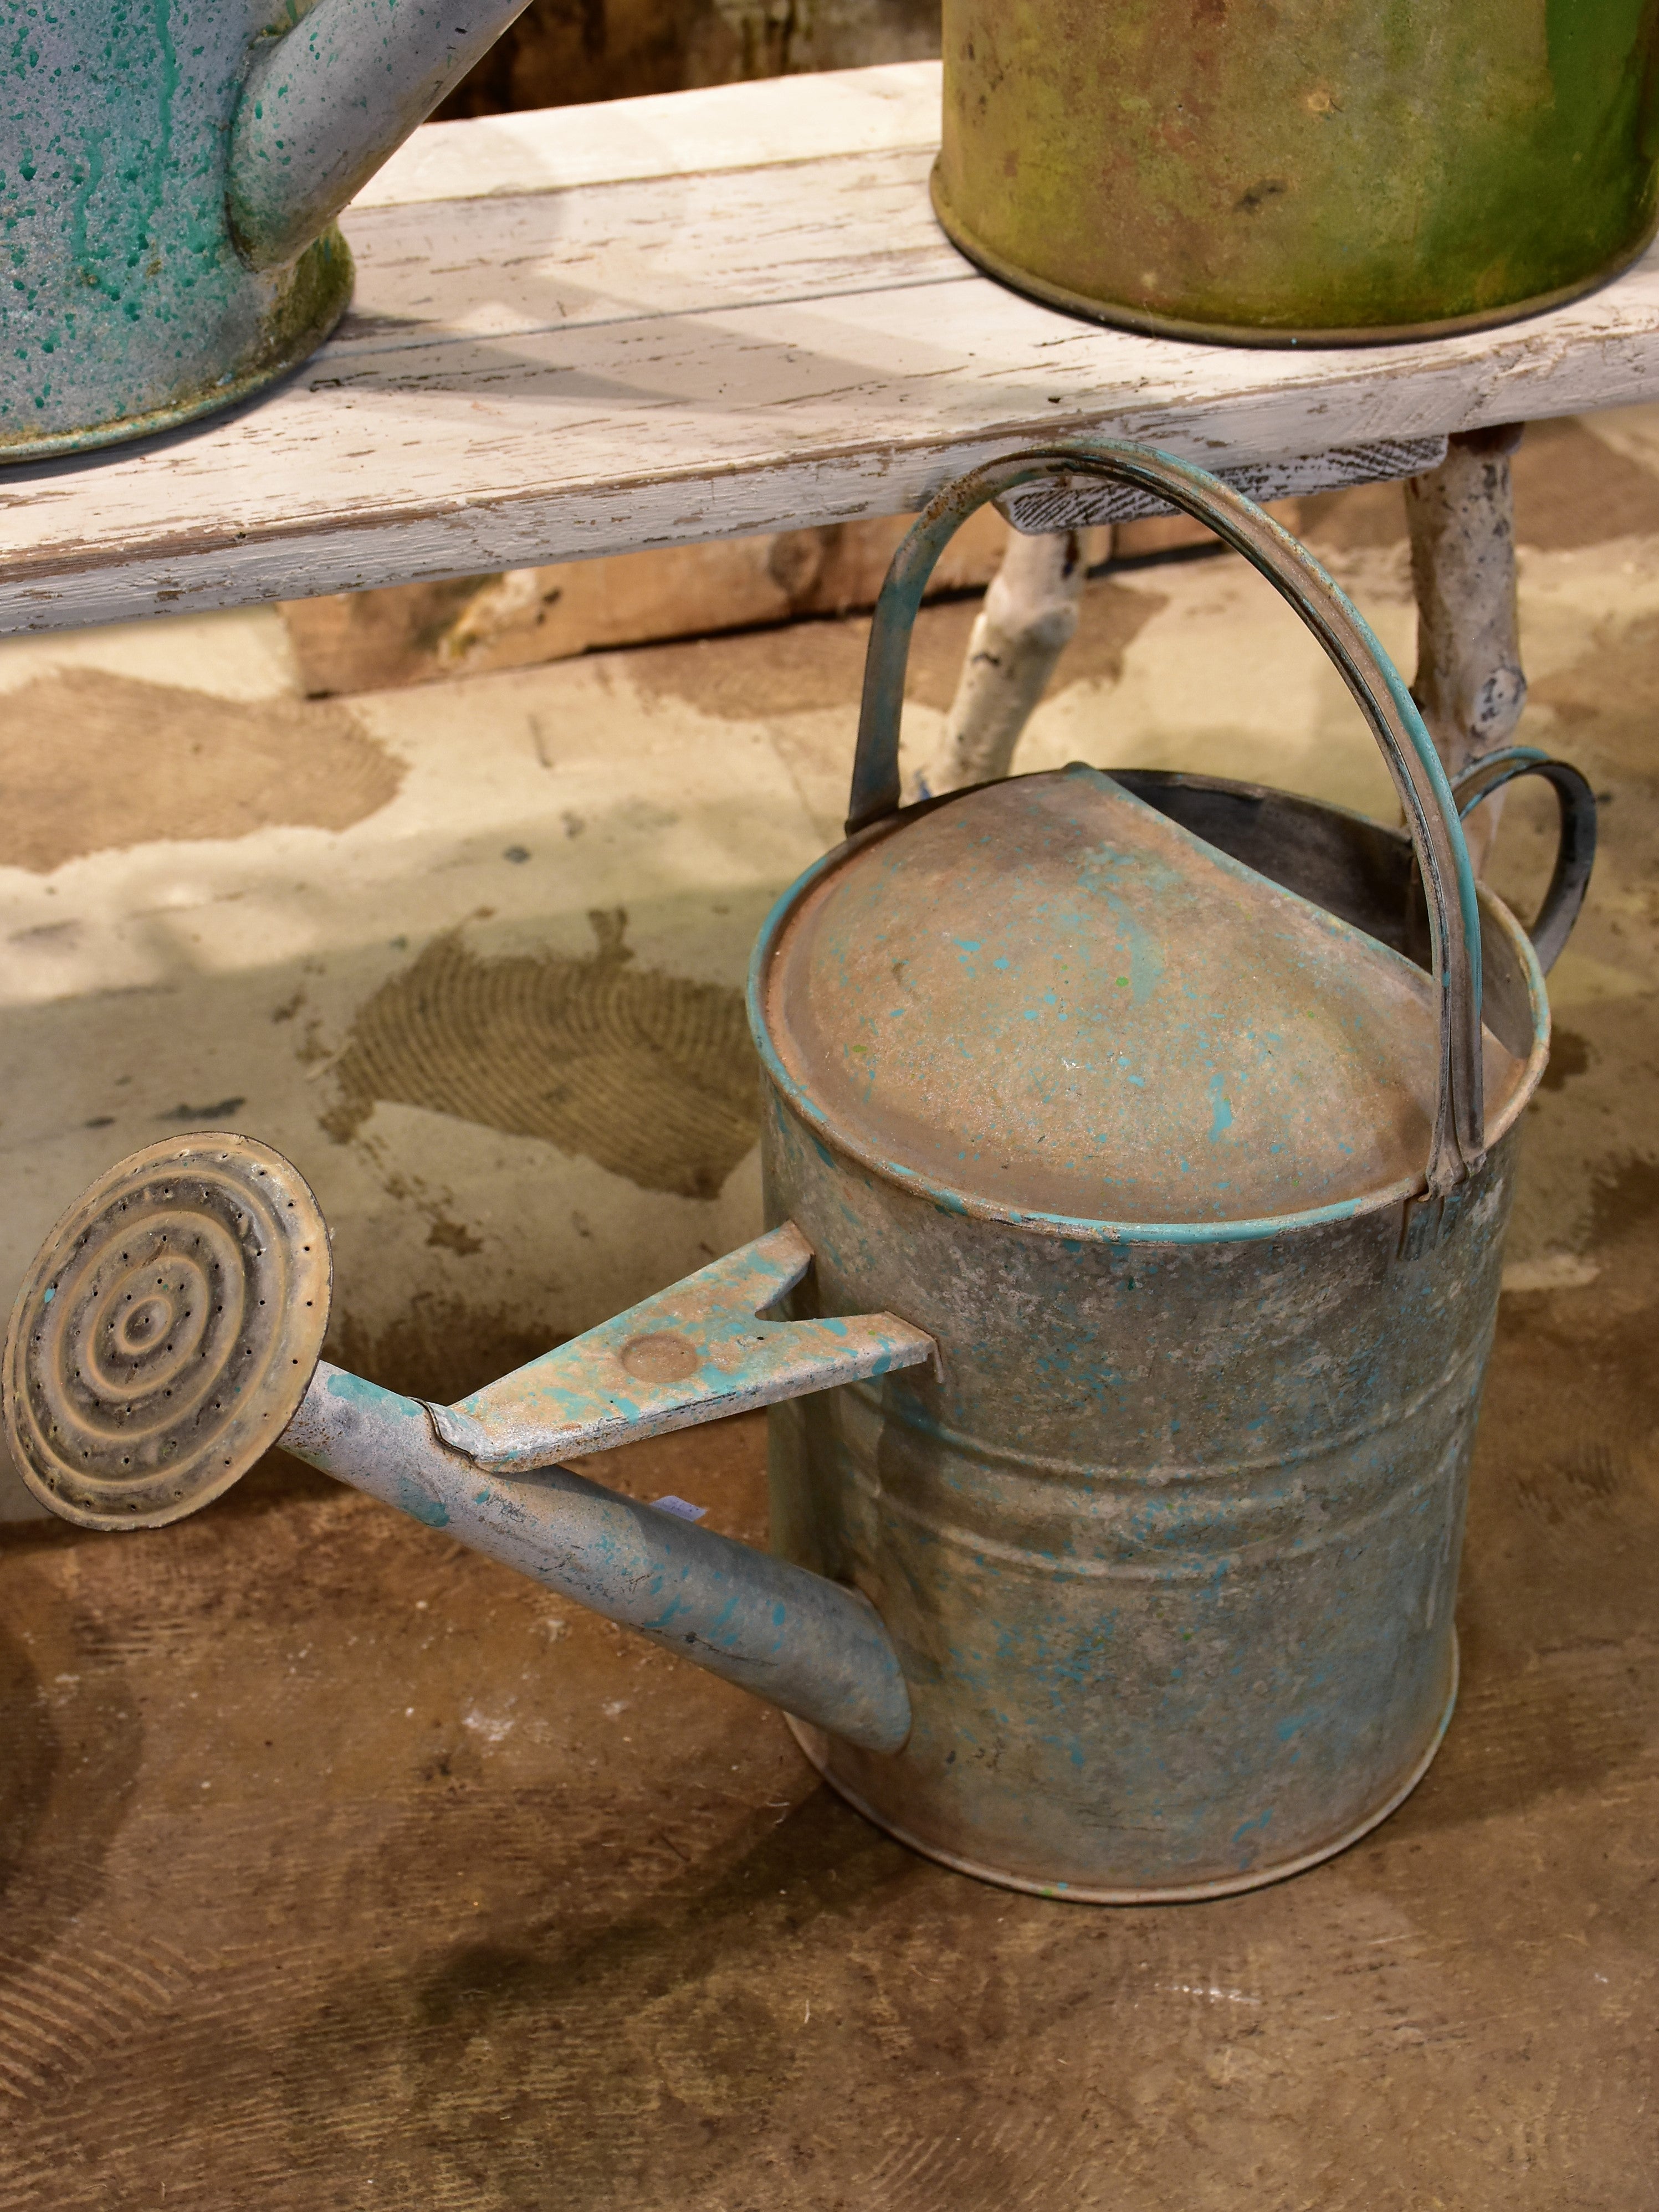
[228,0,536,270]
[1,1139,929,1757]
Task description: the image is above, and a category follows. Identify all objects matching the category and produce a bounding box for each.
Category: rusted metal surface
[0,0,531,462]
[752,804,1562,1892]
[1115,765,1586,1015]
[2,1135,331,1531]
[767,763,1534,1229]
[1109,769,1548,1043]
[847,444,1491,1203]
[433,1224,934,1470]
[1451,749,1597,973]
[933,0,1659,344]
[766,1131,1486,1897]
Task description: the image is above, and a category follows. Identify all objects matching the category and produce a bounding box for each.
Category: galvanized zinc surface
[762,765,1524,1226]
[761,1095,1514,1895]
[0,0,529,459]
[0,0,354,458]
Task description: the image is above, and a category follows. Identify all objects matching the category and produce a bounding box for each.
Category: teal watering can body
[0,0,532,461]
[2,445,1596,1902]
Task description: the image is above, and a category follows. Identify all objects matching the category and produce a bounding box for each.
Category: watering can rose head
[0,0,535,461]
[3,444,1597,1905]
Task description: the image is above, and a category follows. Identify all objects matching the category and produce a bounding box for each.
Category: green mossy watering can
[0,0,535,460]
[3,444,1597,1902]
[933,0,1659,343]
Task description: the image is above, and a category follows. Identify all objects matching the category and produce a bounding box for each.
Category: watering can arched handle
[845,443,1487,1198]
[1449,747,1597,976]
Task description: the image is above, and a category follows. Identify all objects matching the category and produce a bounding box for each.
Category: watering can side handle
[1448,748,1597,976]
[846,442,1486,1199]
[429,1221,936,1470]
[228,0,536,270]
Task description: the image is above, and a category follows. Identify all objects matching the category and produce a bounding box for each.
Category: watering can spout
[228,0,536,270]
[2,1142,929,1757]
[279,1221,929,1753]
[281,1356,915,1754]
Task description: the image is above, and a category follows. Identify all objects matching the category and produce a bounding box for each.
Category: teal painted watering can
[0,0,534,461]
[3,445,1596,1901]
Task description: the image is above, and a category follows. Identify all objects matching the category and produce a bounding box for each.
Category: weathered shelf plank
[6,60,1659,635]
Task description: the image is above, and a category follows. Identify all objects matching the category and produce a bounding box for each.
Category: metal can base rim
[786,1633,1458,1904]
[0,239,354,468]
[929,168,1659,351]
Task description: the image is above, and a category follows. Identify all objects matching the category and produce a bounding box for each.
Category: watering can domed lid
[756,764,1499,1229]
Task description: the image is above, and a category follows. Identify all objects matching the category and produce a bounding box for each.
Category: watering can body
[934,0,1659,343]
[3,443,1595,1903]
[0,0,531,461]
[755,771,1548,1897]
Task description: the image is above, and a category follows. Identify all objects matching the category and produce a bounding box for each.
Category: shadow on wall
[436,0,941,118]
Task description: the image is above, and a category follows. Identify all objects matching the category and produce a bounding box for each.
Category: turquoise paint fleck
[324,1368,431,1431]
[1207,1071,1234,1141]
[397,1481,449,1530]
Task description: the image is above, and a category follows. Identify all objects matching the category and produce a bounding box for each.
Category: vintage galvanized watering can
[0,0,534,460]
[3,444,1595,1901]
[934,0,1659,342]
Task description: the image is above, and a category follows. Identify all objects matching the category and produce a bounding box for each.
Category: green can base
[931,167,1659,351]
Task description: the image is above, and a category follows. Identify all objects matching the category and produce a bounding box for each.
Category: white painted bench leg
[907,433,1527,869]
[1404,424,1528,874]
[905,527,1090,802]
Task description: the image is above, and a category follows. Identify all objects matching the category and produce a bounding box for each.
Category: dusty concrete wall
[283,508,1006,696]
[435,0,940,119]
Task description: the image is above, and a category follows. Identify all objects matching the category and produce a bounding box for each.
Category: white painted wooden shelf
[8,60,1659,635]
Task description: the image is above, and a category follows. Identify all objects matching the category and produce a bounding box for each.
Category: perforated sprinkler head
[3,1135,331,1530]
